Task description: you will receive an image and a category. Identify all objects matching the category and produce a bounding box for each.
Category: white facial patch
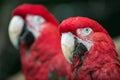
[26,15,46,38]
[76,27,93,50]
[8,16,24,48]
[77,37,93,51]
[77,27,93,37]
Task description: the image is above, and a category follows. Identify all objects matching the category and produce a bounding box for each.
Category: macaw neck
[80,41,118,73]
[20,23,61,63]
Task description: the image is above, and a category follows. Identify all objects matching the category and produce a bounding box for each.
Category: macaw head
[59,16,115,68]
[8,4,59,49]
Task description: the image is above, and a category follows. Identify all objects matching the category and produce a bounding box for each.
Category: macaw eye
[76,27,93,37]
[26,15,45,26]
[33,16,45,24]
[82,27,92,36]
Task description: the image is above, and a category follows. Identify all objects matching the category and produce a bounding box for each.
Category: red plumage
[59,16,108,35]
[13,4,59,26]
[20,23,71,80]
[12,4,71,80]
[59,16,120,80]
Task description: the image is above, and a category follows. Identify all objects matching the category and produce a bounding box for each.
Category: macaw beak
[8,16,24,49]
[8,15,35,49]
[61,32,75,64]
[61,32,88,64]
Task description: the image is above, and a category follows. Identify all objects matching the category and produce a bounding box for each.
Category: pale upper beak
[8,16,24,49]
[61,32,75,64]
[61,32,92,64]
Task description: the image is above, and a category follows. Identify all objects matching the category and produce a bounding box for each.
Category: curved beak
[8,16,24,49]
[61,32,89,64]
[61,32,75,64]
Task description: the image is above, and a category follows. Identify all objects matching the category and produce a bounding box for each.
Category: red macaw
[8,4,71,80]
[59,16,120,80]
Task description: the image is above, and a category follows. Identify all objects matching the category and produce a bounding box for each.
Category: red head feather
[13,4,59,26]
[59,16,108,34]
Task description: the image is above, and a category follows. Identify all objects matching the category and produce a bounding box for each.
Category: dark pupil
[86,28,89,32]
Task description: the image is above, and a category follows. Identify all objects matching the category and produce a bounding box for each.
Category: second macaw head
[59,16,116,69]
[8,4,59,49]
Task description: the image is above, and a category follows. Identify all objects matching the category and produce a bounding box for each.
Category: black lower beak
[73,37,88,59]
[18,23,35,48]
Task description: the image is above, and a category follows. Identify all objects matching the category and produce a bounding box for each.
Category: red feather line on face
[13,4,59,26]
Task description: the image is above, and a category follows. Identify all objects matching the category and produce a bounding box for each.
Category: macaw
[59,16,120,80]
[8,4,71,80]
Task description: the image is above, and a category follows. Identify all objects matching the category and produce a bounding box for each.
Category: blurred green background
[0,0,120,79]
